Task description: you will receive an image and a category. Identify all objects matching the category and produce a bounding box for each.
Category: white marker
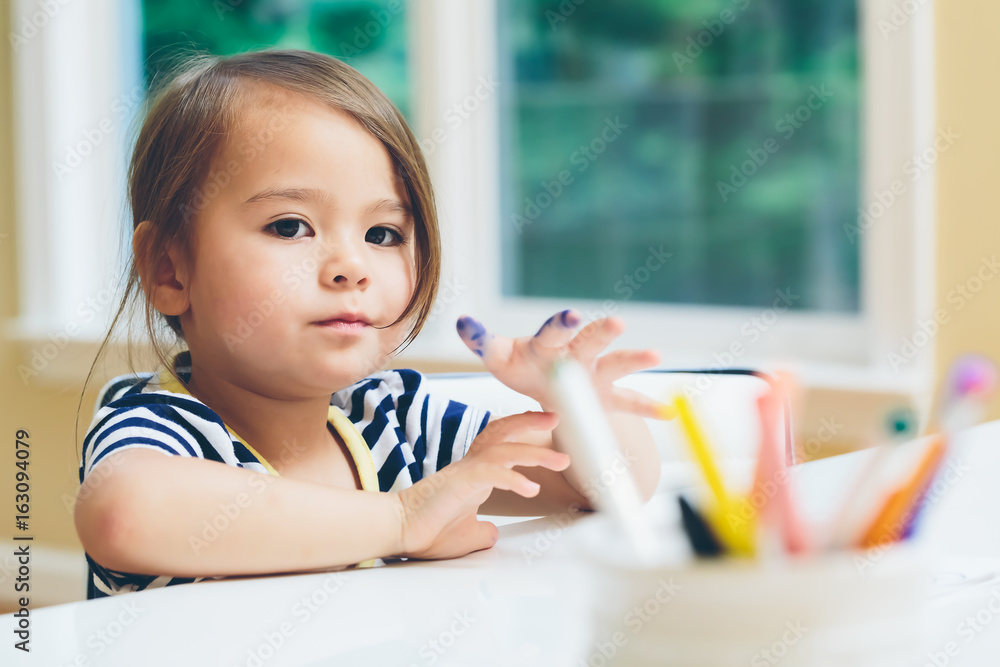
[548,357,660,563]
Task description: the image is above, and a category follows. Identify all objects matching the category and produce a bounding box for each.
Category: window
[402,0,932,376]
[142,1,412,117]
[11,0,934,385]
[498,0,860,312]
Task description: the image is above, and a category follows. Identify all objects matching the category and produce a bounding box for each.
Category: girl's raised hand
[395,412,568,560]
[456,309,663,418]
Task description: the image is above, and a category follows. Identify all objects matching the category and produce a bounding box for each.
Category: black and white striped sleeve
[80,393,224,483]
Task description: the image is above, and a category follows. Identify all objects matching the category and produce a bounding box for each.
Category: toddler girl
[75,49,663,599]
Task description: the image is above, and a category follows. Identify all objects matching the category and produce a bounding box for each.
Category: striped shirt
[80,351,491,599]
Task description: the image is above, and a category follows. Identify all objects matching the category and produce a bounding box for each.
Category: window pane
[141,0,411,118]
[499,0,860,312]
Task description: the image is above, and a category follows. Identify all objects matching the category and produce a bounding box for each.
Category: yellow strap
[327,405,380,569]
[327,405,379,492]
[157,364,280,476]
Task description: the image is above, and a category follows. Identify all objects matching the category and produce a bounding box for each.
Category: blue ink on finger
[536,309,579,336]
[560,309,580,327]
[457,316,492,358]
[535,315,555,337]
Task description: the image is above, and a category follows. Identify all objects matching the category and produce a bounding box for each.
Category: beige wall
[934,1,1000,423]
[2,3,999,606]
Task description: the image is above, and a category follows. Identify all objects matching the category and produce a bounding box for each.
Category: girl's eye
[266,218,312,240]
[366,226,406,247]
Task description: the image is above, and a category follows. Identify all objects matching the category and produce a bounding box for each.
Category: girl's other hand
[456,309,663,418]
[395,412,567,560]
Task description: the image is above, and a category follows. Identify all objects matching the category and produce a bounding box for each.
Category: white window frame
[8,0,143,381]
[405,0,936,397]
[9,0,935,397]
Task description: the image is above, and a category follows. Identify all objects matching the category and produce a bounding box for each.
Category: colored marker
[858,435,946,548]
[678,495,724,558]
[754,385,810,555]
[672,394,755,556]
[901,355,997,538]
[826,409,916,551]
[549,357,661,564]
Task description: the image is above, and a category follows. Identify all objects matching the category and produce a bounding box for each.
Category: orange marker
[857,435,947,549]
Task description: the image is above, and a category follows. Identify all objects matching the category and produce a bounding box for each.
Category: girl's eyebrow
[241,186,412,215]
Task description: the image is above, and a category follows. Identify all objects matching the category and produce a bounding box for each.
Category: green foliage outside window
[500,0,860,312]
[141,0,410,118]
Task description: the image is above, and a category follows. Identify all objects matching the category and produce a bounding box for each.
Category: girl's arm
[76,448,401,577]
[76,436,569,577]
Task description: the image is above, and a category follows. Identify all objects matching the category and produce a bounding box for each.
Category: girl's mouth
[313,319,370,334]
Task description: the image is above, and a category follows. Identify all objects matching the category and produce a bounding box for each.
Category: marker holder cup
[574,515,928,667]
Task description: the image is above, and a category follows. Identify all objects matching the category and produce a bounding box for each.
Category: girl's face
[176,87,417,397]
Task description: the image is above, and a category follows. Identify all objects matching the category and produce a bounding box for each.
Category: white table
[6,422,1000,666]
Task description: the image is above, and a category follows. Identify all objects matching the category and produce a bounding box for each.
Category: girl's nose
[318,238,369,288]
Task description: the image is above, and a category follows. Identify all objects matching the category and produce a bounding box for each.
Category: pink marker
[753,382,810,555]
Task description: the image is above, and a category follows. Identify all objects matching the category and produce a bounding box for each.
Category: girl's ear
[133,220,191,317]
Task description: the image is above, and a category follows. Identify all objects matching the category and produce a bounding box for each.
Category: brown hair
[77,49,440,449]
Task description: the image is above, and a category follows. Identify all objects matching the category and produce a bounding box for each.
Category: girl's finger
[485,442,571,471]
[605,385,674,420]
[479,411,560,441]
[593,348,662,385]
[469,520,500,551]
[530,309,582,357]
[478,466,542,497]
[456,315,509,365]
[568,316,625,366]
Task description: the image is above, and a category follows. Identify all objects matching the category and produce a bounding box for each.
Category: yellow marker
[672,395,756,556]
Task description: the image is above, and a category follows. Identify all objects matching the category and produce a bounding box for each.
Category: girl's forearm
[75,449,403,578]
